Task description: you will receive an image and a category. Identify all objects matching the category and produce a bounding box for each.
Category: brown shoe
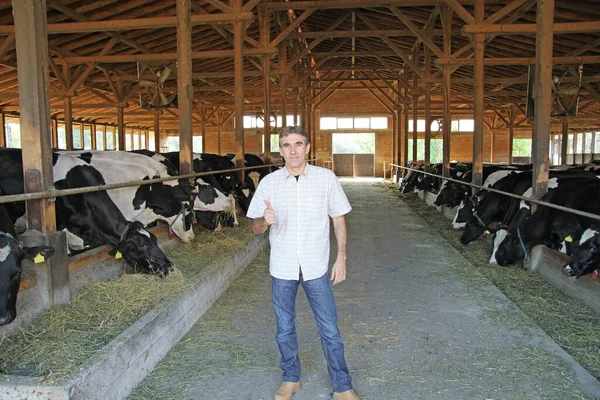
[274,381,302,400]
[333,389,360,400]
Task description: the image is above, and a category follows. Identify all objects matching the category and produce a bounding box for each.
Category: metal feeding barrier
[389,163,600,222]
[0,162,281,205]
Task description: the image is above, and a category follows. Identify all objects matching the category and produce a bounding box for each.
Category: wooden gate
[333,154,374,176]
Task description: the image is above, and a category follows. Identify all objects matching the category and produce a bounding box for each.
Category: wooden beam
[0,13,255,34]
[388,6,444,59]
[270,9,315,48]
[291,28,453,38]
[560,117,568,165]
[60,47,277,64]
[463,21,600,35]
[437,55,600,66]
[444,0,475,24]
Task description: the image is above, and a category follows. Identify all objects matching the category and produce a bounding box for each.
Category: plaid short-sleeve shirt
[246,163,352,281]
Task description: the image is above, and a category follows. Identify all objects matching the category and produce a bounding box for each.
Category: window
[270,134,280,152]
[140,132,146,149]
[193,136,203,153]
[106,127,115,150]
[96,126,105,150]
[513,139,532,157]
[133,132,140,150]
[243,115,299,129]
[125,131,132,151]
[167,136,179,151]
[320,117,337,129]
[576,133,583,154]
[449,119,475,132]
[83,125,92,150]
[5,116,21,148]
[332,133,375,154]
[57,123,66,150]
[407,139,443,163]
[319,116,388,130]
[370,117,388,129]
[73,124,82,149]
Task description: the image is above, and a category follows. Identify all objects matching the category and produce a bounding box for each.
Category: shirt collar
[283,162,311,179]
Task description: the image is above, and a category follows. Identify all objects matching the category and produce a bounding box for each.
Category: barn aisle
[129,178,600,400]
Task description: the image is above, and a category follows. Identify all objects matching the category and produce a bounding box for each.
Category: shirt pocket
[308,198,328,220]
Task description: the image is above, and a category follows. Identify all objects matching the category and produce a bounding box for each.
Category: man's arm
[330,214,348,285]
[252,218,269,234]
[252,200,276,235]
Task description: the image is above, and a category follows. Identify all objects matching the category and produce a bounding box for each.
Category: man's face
[280,133,310,170]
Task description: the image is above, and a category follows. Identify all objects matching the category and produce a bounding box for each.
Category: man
[246,126,359,400]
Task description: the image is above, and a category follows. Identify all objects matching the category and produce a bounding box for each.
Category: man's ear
[305,143,311,154]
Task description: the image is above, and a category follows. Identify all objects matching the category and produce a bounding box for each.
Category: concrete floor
[129,178,600,400]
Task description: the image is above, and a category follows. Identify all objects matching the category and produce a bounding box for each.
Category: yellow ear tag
[485,230,490,234]
[115,251,122,259]
[472,208,475,212]
[564,236,573,243]
[33,254,45,264]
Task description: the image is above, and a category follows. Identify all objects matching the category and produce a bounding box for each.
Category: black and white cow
[0,204,55,326]
[492,179,600,266]
[82,156,195,242]
[563,228,600,278]
[129,149,179,176]
[399,162,425,194]
[0,149,173,276]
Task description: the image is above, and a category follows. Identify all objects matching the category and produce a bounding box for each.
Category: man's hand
[264,200,277,225]
[330,258,347,285]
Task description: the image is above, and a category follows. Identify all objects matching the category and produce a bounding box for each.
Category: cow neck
[516,227,528,258]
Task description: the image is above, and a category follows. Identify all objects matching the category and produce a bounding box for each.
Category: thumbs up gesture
[264,200,277,225]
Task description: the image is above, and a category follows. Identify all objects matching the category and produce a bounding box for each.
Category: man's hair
[279,126,310,146]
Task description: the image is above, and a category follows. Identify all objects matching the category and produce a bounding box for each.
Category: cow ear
[223,153,235,162]
[486,221,503,233]
[23,245,55,262]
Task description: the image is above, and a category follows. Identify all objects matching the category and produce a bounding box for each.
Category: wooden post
[397,109,403,172]
[0,112,5,148]
[13,0,56,233]
[411,96,418,162]
[472,0,485,192]
[561,117,568,165]
[177,0,193,175]
[442,6,452,177]
[154,111,161,153]
[392,111,398,167]
[117,107,125,150]
[424,47,431,167]
[91,123,97,150]
[233,0,245,172]
[280,41,287,127]
[63,95,73,150]
[532,0,554,198]
[508,107,515,164]
[260,7,271,162]
[293,88,299,125]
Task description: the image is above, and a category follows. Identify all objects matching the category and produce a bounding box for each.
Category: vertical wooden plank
[177,0,193,175]
[472,0,484,192]
[260,8,271,162]
[532,0,554,197]
[508,107,515,164]
[293,88,298,125]
[13,0,56,233]
[63,96,73,150]
[280,39,287,126]
[442,6,452,177]
[91,123,97,150]
[412,44,419,163]
[561,117,568,165]
[201,109,206,154]
[233,0,245,171]
[117,107,125,150]
[0,112,5,147]
[424,47,431,167]
[392,111,397,167]
[154,111,161,153]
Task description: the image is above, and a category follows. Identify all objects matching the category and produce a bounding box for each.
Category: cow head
[0,233,54,325]
[563,230,600,278]
[460,212,488,245]
[132,179,195,243]
[493,228,527,266]
[110,221,172,275]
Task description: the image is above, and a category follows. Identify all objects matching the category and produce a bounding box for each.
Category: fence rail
[390,163,600,223]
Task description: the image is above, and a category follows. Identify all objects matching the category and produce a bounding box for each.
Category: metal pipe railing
[0,162,283,205]
[391,163,600,222]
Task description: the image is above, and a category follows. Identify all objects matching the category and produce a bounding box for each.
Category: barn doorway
[332,133,375,177]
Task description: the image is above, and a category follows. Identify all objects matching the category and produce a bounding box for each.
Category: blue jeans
[271,271,353,393]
